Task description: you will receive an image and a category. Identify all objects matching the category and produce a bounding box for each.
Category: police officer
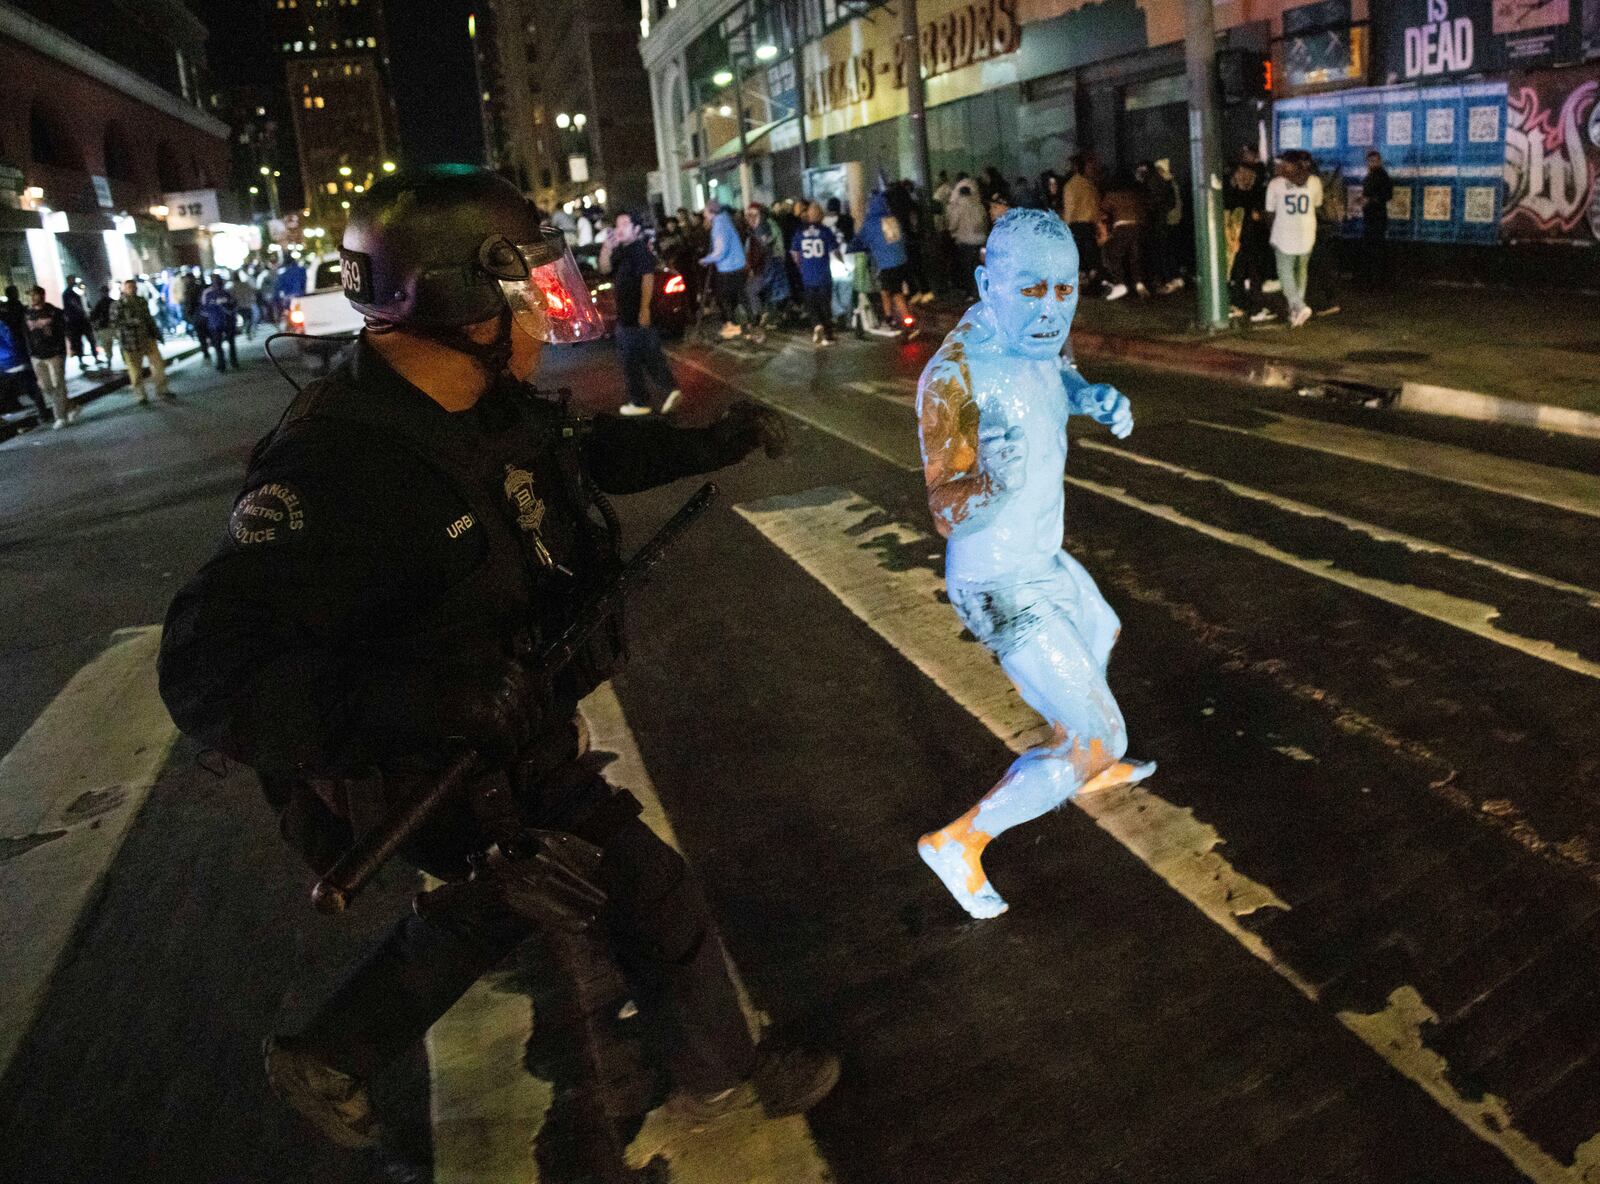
[157,166,835,1149]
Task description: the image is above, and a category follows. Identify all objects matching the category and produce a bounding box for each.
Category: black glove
[716,399,789,460]
[343,655,538,764]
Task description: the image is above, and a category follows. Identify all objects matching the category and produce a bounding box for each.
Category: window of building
[303,96,312,107]
[315,96,325,108]
[28,101,82,170]
[325,181,338,194]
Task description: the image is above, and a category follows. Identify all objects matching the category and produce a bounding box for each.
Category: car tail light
[662,274,686,295]
[902,314,916,326]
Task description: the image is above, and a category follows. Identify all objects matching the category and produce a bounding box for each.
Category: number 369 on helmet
[338,164,605,346]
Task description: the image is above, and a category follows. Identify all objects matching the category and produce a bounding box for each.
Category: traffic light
[1218,49,1272,103]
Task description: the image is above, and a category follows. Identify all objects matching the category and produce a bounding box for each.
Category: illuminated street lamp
[712,69,733,86]
[382,161,397,172]
[249,185,260,194]
[339,165,353,177]
[755,43,778,61]
[340,200,351,209]
[260,165,271,176]
[555,112,571,129]
[718,104,732,117]
[573,112,587,129]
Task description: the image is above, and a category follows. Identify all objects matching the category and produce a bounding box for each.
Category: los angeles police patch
[229,483,305,546]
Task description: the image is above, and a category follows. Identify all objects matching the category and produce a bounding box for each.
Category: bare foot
[917,820,1008,919]
[1076,758,1157,797]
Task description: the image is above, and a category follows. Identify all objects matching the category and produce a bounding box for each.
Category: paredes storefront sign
[803,0,1022,136]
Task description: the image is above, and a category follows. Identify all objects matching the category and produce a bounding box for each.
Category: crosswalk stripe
[733,484,1596,1184]
[426,683,833,1183]
[1077,439,1600,607]
[1068,472,1600,680]
[1194,412,1600,520]
[0,626,179,1077]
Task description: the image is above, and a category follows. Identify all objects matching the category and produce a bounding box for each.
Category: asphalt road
[0,319,1597,1184]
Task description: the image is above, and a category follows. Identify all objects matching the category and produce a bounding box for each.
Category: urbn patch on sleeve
[229,483,306,547]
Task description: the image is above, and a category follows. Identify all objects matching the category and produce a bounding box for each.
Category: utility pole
[1183,0,1229,332]
[731,59,754,208]
[899,0,932,194]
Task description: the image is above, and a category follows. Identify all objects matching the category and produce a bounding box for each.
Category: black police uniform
[158,338,762,1091]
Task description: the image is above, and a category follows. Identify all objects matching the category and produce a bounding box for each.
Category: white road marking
[1068,474,1600,681]
[733,484,1597,1184]
[1193,412,1600,520]
[1077,439,1600,607]
[0,626,179,1076]
[427,683,832,1184]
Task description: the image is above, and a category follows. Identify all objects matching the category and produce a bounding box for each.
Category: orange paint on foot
[920,811,994,895]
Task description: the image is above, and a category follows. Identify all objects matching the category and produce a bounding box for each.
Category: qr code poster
[1388,186,1414,220]
[1468,105,1501,143]
[1426,108,1455,145]
[1312,116,1338,148]
[1347,112,1375,146]
[1278,118,1304,149]
[1463,185,1497,223]
[1423,185,1453,221]
[1387,110,1413,147]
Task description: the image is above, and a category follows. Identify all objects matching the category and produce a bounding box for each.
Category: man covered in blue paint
[914,207,1156,919]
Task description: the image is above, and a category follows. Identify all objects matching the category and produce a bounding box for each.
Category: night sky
[188,0,484,168]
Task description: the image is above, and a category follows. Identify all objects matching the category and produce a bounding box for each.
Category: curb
[912,301,1600,441]
[1,345,204,444]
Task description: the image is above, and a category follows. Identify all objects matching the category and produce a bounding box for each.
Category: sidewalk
[919,275,1600,436]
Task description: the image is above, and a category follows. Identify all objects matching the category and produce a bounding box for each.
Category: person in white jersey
[1264,150,1323,328]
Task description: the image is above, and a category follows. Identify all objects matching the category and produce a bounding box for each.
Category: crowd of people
[0,255,314,433]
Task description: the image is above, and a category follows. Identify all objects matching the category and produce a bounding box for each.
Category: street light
[712,69,733,86]
[339,165,353,176]
[573,112,587,129]
[340,200,351,209]
[556,112,571,128]
[718,104,732,117]
[249,185,260,194]
[755,43,778,60]
[259,165,271,175]
[382,161,397,172]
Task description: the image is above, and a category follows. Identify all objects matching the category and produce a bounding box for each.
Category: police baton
[311,481,719,914]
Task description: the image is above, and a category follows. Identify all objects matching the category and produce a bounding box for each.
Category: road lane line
[0,626,179,1077]
[734,485,1598,1184]
[1077,439,1600,607]
[427,683,833,1183]
[1067,474,1600,681]
[1193,413,1600,520]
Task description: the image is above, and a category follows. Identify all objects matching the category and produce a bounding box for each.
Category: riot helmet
[339,164,602,368]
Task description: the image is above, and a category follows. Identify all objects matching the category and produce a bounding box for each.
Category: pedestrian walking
[1359,150,1394,286]
[852,189,918,339]
[791,201,839,346]
[1100,178,1148,300]
[24,287,74,429]
[743,204,790,326]
[201,273,240,371]
[0,313,51,424]
[256,264,281,327]
[699,201,759,340]
[1061,153,1103,287]
[1264,151,1322,327]
[229,270,258,339]
[1305,157,1343,316]
[607,209,682,416]
[62,275,102,370]
[944,178,989,299]
[113,278,173,403]
[178,266,213,363]
[1,284,46,412]
[1225,163,1274,322]
[821,199,855,321]
[89,282,118,364]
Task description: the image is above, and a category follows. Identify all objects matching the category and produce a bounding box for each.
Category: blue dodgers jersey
[791,225,837,288]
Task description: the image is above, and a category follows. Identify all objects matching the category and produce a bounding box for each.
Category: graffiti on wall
[1502,65,1600,243]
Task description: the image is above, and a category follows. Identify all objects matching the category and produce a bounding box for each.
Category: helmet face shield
[482,229,605,344]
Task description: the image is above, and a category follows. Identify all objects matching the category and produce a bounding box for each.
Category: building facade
[642,0,1600,273]
[269,0,399,236]
[474,0,659,214]
[0,0,234,303]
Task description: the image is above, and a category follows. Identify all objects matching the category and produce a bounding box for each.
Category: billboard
[1502,63,1600,243]
[1374,0,1584,84]
[1275,82,1508,244]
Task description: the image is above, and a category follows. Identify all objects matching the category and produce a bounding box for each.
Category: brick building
[0,0,235,301]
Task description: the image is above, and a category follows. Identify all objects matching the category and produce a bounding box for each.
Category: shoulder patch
[229,482,306,547]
